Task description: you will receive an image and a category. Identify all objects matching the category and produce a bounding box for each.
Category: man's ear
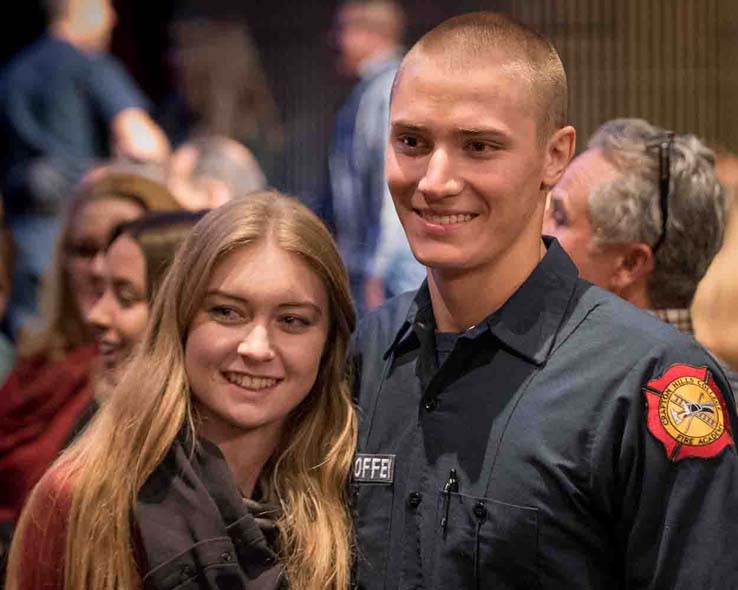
[541,125,576,190]
[609,242,655,303]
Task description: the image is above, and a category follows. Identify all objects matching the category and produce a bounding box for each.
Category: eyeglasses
[650,131,675,254]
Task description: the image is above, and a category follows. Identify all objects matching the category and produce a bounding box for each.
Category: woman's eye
[208,306,242,322]
[279,315,311,332]
[114,288,143,309]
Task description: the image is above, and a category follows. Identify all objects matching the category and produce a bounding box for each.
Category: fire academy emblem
[643,364,734,461]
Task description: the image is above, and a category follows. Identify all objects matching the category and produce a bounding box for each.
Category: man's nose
[417,149,463,200]
[237,325,276,362]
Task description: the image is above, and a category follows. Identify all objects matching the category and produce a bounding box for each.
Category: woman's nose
[236,325,276,362]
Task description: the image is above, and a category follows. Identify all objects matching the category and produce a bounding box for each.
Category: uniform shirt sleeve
[589,339,738,589]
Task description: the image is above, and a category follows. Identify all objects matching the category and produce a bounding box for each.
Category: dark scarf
[135,435,284,590]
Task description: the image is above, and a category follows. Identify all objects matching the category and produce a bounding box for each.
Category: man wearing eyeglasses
[544,118,738,393]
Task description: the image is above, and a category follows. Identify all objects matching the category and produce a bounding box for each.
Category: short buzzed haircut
[400,12,568,140]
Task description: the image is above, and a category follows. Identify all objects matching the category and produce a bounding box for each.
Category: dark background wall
[2,0,737,205]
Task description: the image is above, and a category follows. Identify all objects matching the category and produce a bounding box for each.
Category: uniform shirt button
[424,398,438,411]
[221,551,233,562]
[473,502,487,519]
[407,492,422,507]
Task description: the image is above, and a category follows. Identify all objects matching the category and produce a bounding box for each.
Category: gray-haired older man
[544,117,738,390]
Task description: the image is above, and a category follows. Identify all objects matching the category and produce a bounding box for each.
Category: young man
[352,12,738,590]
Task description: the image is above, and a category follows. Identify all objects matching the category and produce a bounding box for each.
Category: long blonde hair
[7,192,357,590]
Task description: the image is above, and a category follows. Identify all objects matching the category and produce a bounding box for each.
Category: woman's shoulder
[19,463,76,543]
[8,465,76,589]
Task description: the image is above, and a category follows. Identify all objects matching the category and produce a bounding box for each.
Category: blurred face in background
[65,0,117,51]
[543,148,624,289]
[334,4,379,76]
[87,234,149,386]
[64,197,144,321]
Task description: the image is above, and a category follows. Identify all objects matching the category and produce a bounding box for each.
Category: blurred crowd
[0,0,737,584]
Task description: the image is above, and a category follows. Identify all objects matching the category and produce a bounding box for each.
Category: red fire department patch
[643,364,733,461]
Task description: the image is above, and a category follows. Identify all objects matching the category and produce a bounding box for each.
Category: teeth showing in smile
[420,212,475,225]
[224,372,278,390]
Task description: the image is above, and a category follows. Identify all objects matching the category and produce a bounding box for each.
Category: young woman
[87,211,205,391]
[6,192,357,590]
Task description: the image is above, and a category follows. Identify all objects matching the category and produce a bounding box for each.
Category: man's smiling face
[386,52,551,274]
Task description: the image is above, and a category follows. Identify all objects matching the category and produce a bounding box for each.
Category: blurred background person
[6,193,356,590]
[87,210,204,392]
[167,135,267,210]
[543,118,737,391]
[325,0,422,314]
[0,0,170,337]
[0,172,179,571]
[692,148,738,372]
[161,16,282,186]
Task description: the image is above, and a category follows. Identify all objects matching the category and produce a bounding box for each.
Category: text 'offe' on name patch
[353,454,395,483]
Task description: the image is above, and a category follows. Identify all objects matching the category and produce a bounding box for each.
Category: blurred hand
[111,108,171,163]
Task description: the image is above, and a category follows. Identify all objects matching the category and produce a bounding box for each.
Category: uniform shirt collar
[385,237,580,365]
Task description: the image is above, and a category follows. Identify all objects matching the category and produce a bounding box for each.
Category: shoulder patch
[643,364,734,461]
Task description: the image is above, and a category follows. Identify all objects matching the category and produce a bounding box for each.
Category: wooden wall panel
[486,0,738,151]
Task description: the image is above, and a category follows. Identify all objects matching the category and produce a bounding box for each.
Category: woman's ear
[541,125,576,190]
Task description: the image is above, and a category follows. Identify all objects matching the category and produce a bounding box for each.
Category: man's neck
[49,23,102,53]
[428,238,546,333]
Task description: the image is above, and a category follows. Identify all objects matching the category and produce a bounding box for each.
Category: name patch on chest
[353,454,395,484]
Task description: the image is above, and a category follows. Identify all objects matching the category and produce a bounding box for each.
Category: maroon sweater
[0,345,97,523]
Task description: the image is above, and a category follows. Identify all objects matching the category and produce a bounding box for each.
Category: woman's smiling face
[184,240,330,442]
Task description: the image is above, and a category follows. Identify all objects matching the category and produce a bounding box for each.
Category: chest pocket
[434,491,540,590]
[351,481,396,589]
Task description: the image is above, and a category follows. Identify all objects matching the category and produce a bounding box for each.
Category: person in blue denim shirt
[327,0,413,314]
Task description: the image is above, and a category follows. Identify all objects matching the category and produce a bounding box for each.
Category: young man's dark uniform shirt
[351,238,738,590]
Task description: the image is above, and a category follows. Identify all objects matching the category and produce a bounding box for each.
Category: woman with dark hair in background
[88,210,205,392]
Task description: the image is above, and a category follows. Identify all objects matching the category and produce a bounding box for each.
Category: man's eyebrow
[390,120,427,132]
[457,127,511,140]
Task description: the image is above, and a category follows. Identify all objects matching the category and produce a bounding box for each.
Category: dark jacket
[351,238,738,590]
[136,436,285,590]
